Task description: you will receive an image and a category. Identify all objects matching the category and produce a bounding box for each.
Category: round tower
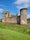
[20,8,28,25]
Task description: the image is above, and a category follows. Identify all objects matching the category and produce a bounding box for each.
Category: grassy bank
[0,23,28,33]
[0,28,30,40]
[0,23,30,40]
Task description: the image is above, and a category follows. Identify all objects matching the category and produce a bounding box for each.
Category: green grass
[0,22,30,40]
[0,23,28,33]
[27,18,30,23]
[0,28,30,40]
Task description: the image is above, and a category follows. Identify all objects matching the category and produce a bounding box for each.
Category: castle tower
[20,8,27,25]
[2,11,11,22]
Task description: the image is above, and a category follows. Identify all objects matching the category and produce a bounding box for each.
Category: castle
[2,8,27,25]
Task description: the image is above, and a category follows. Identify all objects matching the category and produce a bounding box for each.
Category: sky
[0,0,30,19]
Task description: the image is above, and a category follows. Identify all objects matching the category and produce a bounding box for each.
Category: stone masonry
[2,8,27,25]
[20,8,27,25]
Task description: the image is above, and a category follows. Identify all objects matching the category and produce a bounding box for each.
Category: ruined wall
[17,16,20,24]
[2,12,17,23]
[20,8,27,25]
[2,8,27,25]
[6,17,17,23]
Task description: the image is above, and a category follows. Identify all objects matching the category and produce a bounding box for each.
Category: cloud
[14,0,30,4]
[13,0,30,9]
[13,0,30,18]
[0,8,4,13]
[27,14,30,18]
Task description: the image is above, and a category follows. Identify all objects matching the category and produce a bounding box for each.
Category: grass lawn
[0,22,30,40]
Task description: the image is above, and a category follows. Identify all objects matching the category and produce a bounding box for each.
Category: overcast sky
[0,0,30,19]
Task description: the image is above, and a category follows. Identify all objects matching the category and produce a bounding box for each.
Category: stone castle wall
[2,12,17,23]
[2,8,27,25]
[20,8,27,25]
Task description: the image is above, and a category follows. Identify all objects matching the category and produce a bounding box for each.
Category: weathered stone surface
[2,8,27,25]
[20,8,27,25]
[2,11,17,23]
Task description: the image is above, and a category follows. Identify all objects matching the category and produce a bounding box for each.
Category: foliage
[27,18,30,23]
